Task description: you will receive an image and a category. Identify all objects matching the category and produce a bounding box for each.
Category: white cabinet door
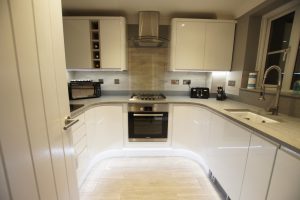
[172,105,211,158]
[85,108,97,157]
[207,113,251,200]
[267,148,300,200]
[85,105,124,158]
[170,18,235,71]
[69,115,90,187]
[63,19,92,68]
[240,134,278,200]
[170,19,205,70]
[100,17,127,70]
[203,22,235,71]
[206,113,226,174]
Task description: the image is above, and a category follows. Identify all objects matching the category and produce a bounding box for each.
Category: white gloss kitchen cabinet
[267,148,300,200]
[239,133,278,200]
[63,16,127,70]
[170,18,235,71]
[172,105,211,158]
[85,105,124,158]
[206,113,251,200]
[68,114,90,187]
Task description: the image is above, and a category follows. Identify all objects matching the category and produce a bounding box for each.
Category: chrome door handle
[63,117,79,130]
[133,114,164,117]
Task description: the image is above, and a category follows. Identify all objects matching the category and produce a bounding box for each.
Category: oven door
[128,112,168,140]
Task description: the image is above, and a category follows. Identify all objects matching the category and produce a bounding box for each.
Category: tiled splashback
[68,47,211,92]
[68,69,210,92]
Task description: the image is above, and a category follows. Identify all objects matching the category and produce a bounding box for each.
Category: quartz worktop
[70,96,300,154]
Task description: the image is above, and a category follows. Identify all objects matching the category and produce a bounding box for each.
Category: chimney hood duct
[134,11,165,47]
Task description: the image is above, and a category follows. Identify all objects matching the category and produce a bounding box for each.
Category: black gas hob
[129,93,166,101]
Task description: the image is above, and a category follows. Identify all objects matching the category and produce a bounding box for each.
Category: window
[264,12,294,84]
[291,42,300,89]
[256,2,300,91]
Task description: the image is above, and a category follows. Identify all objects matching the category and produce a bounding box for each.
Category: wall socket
[228,80,236,86]
[114,79,120,84]
[183,80,191,85]
[171,80,179,85]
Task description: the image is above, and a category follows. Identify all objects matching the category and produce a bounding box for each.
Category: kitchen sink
[224,109,279,123]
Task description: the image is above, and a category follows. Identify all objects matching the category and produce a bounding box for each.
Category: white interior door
[0,0,79,199]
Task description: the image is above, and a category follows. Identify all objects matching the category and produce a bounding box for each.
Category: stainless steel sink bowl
[224,109,279,123]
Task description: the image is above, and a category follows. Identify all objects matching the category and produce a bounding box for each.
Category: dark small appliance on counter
[68,80,101,100]
[216,86,227,101]
[190,87,210,99]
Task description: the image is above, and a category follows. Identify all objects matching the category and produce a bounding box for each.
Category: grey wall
[233,89,300,117]
[230,0,295,89]
[229,0,300,117]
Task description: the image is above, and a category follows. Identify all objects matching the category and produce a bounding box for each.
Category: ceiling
[62,0,267,24]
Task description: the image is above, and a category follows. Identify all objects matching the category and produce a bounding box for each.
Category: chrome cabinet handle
[63,117,79,130]
[133,114,164,117]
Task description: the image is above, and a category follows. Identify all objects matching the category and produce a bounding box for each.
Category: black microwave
[68,80,101,100]
[190,87,210,99]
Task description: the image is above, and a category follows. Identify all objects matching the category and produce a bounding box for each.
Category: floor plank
[80,157,222,200]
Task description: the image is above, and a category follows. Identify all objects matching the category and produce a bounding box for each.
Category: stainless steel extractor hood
[134,11,165,47]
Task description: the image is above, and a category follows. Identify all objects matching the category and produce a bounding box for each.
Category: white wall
[226,71,243,95]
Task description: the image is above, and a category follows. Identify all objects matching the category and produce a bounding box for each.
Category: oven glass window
[133,116,163,136]
[129,112,168,138]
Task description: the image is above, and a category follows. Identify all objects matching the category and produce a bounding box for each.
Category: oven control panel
[128,103,168,112]
[139,106,153,111]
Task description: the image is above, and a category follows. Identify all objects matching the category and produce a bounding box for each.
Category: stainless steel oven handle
[133,114,164,117]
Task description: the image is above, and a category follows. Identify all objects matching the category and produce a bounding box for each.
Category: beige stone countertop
[70,96,300,154]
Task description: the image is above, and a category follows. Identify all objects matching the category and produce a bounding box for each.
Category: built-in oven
[128,103,168,142]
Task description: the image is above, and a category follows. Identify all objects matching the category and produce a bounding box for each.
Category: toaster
[190,87,210,99]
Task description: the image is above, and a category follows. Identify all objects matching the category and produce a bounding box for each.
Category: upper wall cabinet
[63,16,127,71]
[170,18,235,71]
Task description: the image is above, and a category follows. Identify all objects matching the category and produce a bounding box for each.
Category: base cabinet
[172,105,211,157]
[70,103,299,200]
[207,113,251,200]
[69,114,90,187]
[267,148,300,200]
[85,105,124,158]
[240,134,278,200]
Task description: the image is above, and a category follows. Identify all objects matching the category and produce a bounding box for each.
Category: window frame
[256,1,300,91]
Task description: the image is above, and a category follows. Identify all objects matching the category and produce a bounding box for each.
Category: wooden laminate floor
[80,157,222,200]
